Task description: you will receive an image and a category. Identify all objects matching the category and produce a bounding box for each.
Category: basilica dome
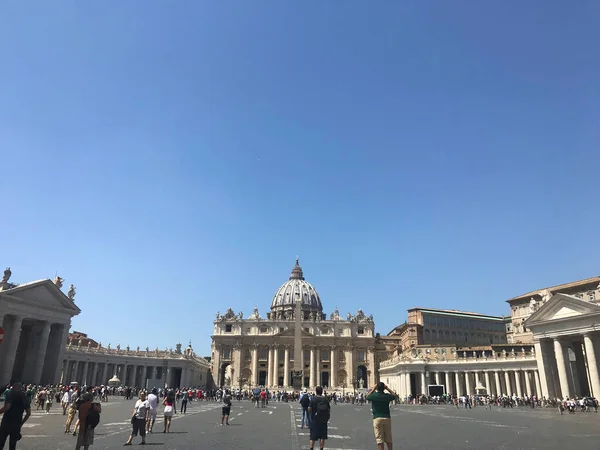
[270,259,323,314]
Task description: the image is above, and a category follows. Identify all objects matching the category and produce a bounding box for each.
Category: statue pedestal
[292,370,303,391]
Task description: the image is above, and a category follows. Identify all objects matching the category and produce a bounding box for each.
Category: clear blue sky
[1,1,598,356]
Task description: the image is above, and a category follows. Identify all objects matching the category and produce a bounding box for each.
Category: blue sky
[1,1,598,356]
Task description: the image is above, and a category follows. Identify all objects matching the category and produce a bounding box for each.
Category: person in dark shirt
[366,382,398,450]
[307,386,330,450]
[0,382,31,450]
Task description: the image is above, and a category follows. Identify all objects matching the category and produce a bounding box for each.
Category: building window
[322,350,329,361]
[223,348,231,359]
[260,326,268,333]
[279,327,284,333]
[358,327,364,335]
[259,348,267,360]
[225,325,232,333]
[244,349,251,360]
[359,351,366,362]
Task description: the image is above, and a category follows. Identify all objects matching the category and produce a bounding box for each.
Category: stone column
[465,372,472,395]
[52,323,71,384]
[60,360,68,384]
[315,351,321,387]
[0,316,23,384]
[101,363,109,386]
[82,361,90,386]
[524,370,532,396]
[504,371,511,395]
[405,372,412,398]
[534,341,549,398]
[71,360,79,383]
[484,371,492,396]
[534,370,542,397]
[284,346,290,387]
[267,347,274,387]
[251,346,259,386]
[32,321,51,384]
[583,334,600,398]
[420,371,426,395]
[455,371,461,396]
[445,371,452,395]
[273,346,279,386]
[554,338,571,399]
[309,347,316,387]
[330,347,337,388]
[514,370,522,397]
[475,372,481,390]
[435,372,441,385]
[494,371,501,396]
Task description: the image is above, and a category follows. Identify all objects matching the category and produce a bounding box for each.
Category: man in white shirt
[146,388,159,433]
[61,390,71,415]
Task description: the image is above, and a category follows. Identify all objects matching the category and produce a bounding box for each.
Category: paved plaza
[11,397,600,450]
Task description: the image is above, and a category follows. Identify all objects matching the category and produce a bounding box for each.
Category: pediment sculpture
[330,308,341,321]
[248,307,262,320]
[351,309,369,323]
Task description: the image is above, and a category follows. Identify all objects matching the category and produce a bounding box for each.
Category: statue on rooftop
[53,275,64,289]
[67,284,76,300]
[2,267,11,283]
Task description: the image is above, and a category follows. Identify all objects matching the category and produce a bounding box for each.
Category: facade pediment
[273,328,313,338]
[0,280,81,315]
[526,293,600,327]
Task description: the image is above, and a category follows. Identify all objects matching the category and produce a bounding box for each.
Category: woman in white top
[124,392,149,445]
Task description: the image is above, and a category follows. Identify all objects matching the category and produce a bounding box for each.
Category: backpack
[300,394,310,408]
[315,397,330,423]
[87,404,101,429]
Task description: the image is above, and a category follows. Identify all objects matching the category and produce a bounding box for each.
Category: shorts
[68,408,77,420]
[222,406,231,416]
[131,418,146,437]
[148,409,157,420]
[373,417,392,444]
[310,421,328,441]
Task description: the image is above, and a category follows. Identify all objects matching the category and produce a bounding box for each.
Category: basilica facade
[211,259,377,391]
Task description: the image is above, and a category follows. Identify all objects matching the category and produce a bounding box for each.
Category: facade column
[284,346,290,387]
[534,370,542,397]
[554,338,571,399]
[32,321,51,384]
[420,371,426,395]
[445,371,452,395]
[330,347,337,388]
[309,347,316,387]
[475,372,481,390]
[273,346,279,386]
[60,360,68,384]
[315,351,321,387]
[534,341,549,398]
[465,372,472,395]
[251,346,259,386]
[494,371,501,396]
[514,370,522,397]
[455,371,461,396]
[583,334,600,398]
[71,361,79,383]
[484,371,492,396]
[52,323,71,384]
[267,346,273,387]
[524,370,532,396]
[0,316,23,384]
[82,362,89,386]
[504,370,511,395]
[101,363,109,386]
[435,372,440,385]
[405,372,412,398]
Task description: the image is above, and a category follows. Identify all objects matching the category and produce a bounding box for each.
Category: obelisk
[291,294,303,390]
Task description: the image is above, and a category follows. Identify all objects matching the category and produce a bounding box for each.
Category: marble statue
[216,312,221,320]
[176,343,182,354]
[116,344,121,351]
[107,343,111,349]
[238,311,243,320]
[347,313,352,321]
[529,297,537,313]
[136,346,140,352]
[2,267,11,283]
[146,346,149,352]
[126,345,130,352]
[53,275,64,289]
[68,284,76,300]
[531,345,535,355]
[87,341,91,348]
[510,348,516,357]
[358,378,364,389]
[368,314,374,323]
[540,289,552,303]
[502,349,507,357]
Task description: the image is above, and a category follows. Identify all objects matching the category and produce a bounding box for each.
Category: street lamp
[352,377,356,397]
[341,381,346,396]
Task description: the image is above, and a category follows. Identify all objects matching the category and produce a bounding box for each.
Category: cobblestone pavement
[11,398,600,450]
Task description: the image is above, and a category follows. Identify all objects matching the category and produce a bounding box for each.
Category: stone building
[211,259,377,390]
[0,268,210,388]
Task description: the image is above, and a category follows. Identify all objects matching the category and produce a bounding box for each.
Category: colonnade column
[583,334,600,398]
[465,372,472,395]
[534,341,549,398]
[284,346,290,387]
[514,370,522,397]
[267,346,274,387]
[455,372,461,396]
[61,360,68,384]
[315,352,321,387]
[474,372,481,391]
[330,347,337,388]
[524,370,532,396]
[494,371,501,396]
[420,372,426,395]
[32,321,51,384]
[273,346,279,386]
[445,371,452,395]
[435,372,440,385]
[553,338,571,399]
[504,371,511,395]
[101,363,109,386]
[534,370,542,397]
[251,345,259,386]
[405,372,411,398]
[0,316,23,383]
[484,372,492,396]
[309,347,316,387]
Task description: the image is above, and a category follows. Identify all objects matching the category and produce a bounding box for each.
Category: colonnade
[386,368,542,398]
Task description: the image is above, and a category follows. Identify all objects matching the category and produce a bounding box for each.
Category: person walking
[124,391,149,446]
[180,392,188,415]
[146,389,159,434]
[221,389,232,426]
[0,382,31,450]
[75,386,101,450]
[162,390,176,433]
[299,389,311,429]
[366,382,398,450]
[308,386,330,450]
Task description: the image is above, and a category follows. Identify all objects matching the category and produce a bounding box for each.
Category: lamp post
[341,381,346,397]
[352,377,356,397]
